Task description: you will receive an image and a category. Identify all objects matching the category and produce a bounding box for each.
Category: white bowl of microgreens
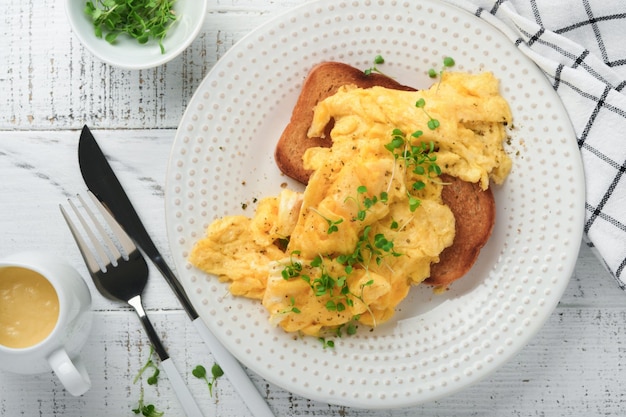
[65,0,207,70]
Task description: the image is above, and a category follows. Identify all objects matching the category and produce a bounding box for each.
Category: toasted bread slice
[275,62,416,184]
[426,174,495,288]
[275,62,496,289]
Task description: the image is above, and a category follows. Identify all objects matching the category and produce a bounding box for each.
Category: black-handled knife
[78,125,274,417]
[78,126,196,319]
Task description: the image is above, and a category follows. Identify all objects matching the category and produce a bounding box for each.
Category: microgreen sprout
[192,364,224,397]
[281,251,303,280]
[408,195,421,212]
[344,185,389,222]
[321,316,363,348]
[84,0,178,54]
[415,98,440,130]
[337,316,361,337]
[132,347,162,417]
[428,56,456,78]
[132,388,164,417]
[364,54,387,76]
[319,337,335,349]
[346,322,358,336]
[280,296,302,314]
[327,219,343,234]
[309,207,344,234]
[134,346,160,385]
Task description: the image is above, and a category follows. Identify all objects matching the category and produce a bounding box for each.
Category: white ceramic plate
[165,0,585,408]
[65,0,207,70]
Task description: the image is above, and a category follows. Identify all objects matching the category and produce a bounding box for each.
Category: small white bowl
[65,0,207,70]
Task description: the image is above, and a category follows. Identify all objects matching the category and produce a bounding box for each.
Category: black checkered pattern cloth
[446,0,626,287]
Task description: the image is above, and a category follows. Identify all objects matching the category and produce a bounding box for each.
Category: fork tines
[60,191,136,274]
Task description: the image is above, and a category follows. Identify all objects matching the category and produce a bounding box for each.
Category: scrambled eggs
[189,70,512,337]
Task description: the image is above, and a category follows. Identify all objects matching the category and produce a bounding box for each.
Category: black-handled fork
[60,192,204,417]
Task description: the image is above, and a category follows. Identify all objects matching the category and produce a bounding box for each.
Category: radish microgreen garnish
[133,346,160,385]
[309,208,344,234]
[428,56,456,78]
[132,347,163,416]
[192,364,224,397]
[344,185,388,222]
[415,98,440,130]
[280,297,301,314]
[364,54,387,76]
[84,0,178,54]
[281,250,303,280]
[319,337,335,349]
[132,389,164,417]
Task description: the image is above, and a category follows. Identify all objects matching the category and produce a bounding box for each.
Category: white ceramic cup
[0,251,92,396]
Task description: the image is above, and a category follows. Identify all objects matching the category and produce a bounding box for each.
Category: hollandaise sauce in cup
[0,252,92,396]
[0,266,60,348]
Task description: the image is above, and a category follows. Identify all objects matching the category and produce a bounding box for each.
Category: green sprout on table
[132,347,164,416]
[193,363,224,397]
[134,346,160,386]
[132,388,164,417]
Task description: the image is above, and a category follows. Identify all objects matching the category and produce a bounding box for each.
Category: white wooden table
[1,1,624,416]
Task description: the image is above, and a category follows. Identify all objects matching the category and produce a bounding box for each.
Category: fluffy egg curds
[189,70,512,337]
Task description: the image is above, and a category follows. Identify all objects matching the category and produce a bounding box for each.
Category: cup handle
[48,348,91,396]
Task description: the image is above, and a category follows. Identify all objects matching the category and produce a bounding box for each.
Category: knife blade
[78,125,274,417]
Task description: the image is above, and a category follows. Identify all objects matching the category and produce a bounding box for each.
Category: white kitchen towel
[444,0,626,287]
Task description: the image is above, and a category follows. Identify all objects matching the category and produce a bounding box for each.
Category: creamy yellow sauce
[190,71,512,337]
[0,267,59,348]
